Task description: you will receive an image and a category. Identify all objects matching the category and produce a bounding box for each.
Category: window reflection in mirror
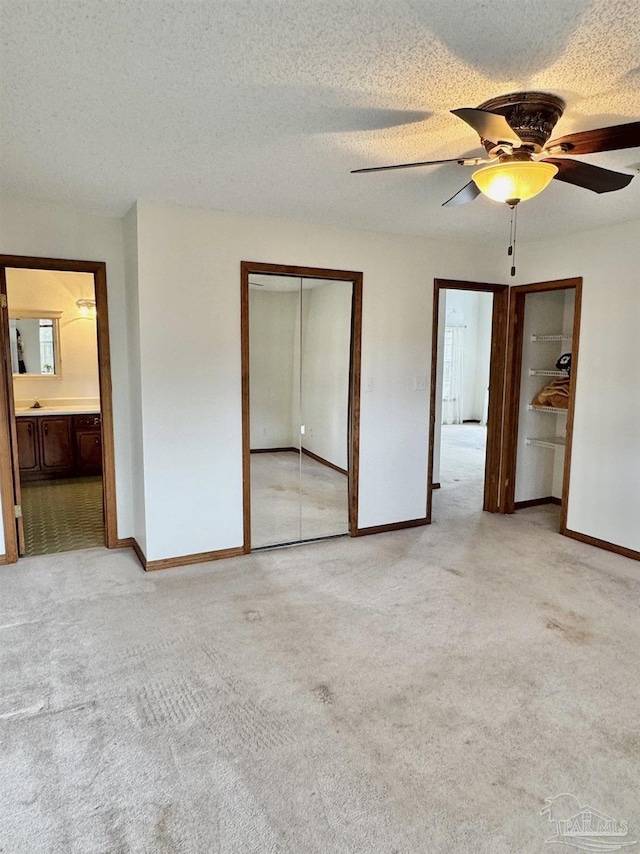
[9,313,61,377]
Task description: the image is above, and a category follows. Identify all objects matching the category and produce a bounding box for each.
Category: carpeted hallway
[1,485,638,851]
[438,422,488,508]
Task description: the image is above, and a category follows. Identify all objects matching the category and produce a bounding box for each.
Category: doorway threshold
[252,532,349,552]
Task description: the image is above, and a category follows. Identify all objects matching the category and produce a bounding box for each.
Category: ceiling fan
[352,92,640,207]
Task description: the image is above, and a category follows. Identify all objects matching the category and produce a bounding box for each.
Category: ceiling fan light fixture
[472,161,558,204]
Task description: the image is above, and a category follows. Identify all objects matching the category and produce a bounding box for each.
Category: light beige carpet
[250,451,349,547]
[440,423,487,489]
[1,478,638,851]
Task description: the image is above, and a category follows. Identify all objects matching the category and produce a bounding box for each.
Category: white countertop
[15,407,100,417]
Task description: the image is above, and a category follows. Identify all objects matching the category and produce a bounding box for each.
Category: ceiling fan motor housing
[477,92,566,152]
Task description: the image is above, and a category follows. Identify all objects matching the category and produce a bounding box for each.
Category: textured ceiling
[1,0,639,241]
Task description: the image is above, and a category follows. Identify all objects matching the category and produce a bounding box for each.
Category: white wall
[133,202,503,560]
[442,288,493,423]
[516,219,640,553]
[0,196,134,551]
[7,268,99,403]
[1,196,636,562]
[301,282,352,470]
[249,281,351,468]
[122,205,146,553]
[474,292,493,421]
[249,289,298,449]
[432,295,447,485]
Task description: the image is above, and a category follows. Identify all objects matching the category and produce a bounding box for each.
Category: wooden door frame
[240,261,362,552]
[427,278,509,522]
[502,277,582,530]
[0,255,119,562]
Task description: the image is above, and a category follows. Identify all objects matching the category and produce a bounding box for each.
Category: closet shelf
[530,334,572,343]
[528,405,568,414]
[526,437,566,450]
[529,369,567,377]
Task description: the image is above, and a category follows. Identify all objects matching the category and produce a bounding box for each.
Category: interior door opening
[428,279,508,521]
[241,262,362,553]
[0,256,118,563]
[502,278,582,533]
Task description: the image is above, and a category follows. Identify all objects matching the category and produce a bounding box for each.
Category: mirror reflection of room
[249,274,352,549]
[6,268,104,556]
[434,288,494,509]
[9,314,60,375]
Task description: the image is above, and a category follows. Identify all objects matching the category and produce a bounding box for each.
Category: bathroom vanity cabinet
[74,415,103,474]
[16,413,102,480]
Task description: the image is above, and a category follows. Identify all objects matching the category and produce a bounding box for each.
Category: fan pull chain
[508,205,514,257]
[507,203,518,277]
[511,203,518,277]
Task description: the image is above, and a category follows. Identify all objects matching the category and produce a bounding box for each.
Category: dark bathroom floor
[21,476,104,555]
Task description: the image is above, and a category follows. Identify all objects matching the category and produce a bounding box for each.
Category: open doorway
[0,256,118,563]
[241,262,362,552]
[502,277,582,533]
[427,279,508,520]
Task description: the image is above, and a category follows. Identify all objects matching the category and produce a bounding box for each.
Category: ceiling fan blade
[442,181,482,207]
[451,108,521,145]
[545,121,640,156]
[351,156,473,174]
[544,158,633,193]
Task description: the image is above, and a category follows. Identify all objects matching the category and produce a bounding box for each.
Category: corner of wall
[123,205,147,554]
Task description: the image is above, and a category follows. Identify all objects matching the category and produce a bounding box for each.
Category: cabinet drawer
[74,414,101,430]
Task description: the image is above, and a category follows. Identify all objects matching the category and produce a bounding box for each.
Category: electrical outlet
[413,375,427,391]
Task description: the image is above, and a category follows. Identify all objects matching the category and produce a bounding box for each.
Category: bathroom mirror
[9,311,62,377]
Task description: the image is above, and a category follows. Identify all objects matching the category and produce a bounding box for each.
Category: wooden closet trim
[502,276,582,531]
[0,255,119,562]
[427,278,509,522]
[240,261,362,552]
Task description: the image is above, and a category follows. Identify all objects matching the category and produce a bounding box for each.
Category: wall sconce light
[76,298,97,317]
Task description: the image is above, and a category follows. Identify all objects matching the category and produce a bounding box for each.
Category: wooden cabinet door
[76,430,102,473]
[16,418,39,471]
[40,417,74,471]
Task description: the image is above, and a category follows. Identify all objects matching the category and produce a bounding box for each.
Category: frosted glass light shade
[472,161,558,203]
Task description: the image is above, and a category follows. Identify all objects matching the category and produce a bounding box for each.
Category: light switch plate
[413,375,427,391]
[364,377,373,392]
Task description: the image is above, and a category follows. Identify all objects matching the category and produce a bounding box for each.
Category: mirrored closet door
[299,280,352,542]
[248,273,353,549]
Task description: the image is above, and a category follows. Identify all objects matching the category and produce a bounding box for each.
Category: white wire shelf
[526,437,566,450]
[531,334,572,343]
[528,405,568,414]
[529,369,567,377]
